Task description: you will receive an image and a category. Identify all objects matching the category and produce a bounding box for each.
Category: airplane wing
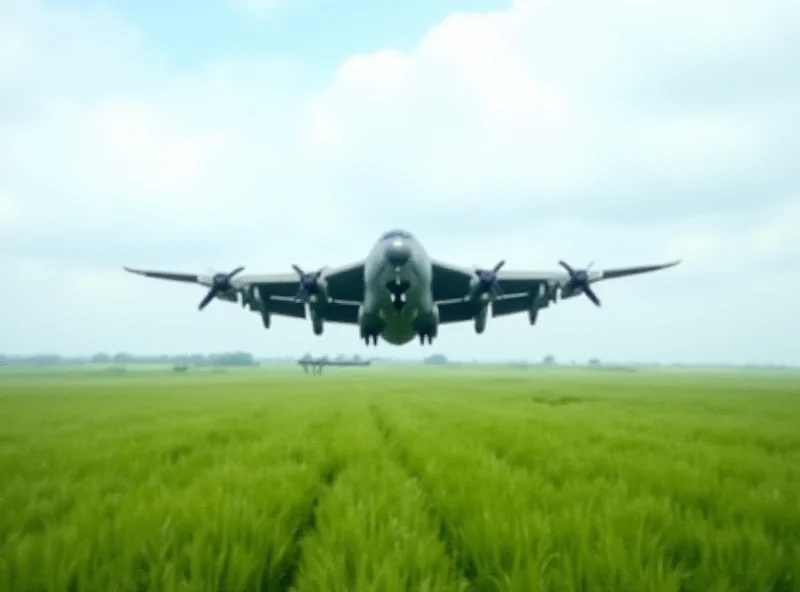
[437,293,550,323]
[431,258,681,309]
[123,260,365,322]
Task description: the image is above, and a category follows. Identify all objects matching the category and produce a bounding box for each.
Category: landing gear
[363,333,378,346]
[417,331,434,345]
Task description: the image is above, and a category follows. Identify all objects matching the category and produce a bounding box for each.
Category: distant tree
[588,358,601,366]
[207,351,256,366]
[188,353,205,365]
[91,352,110,364]
[542,354,556,366]
[423,354,448,365]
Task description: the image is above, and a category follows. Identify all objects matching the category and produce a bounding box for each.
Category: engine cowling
[311,309,324,335]
[240,287,271,329]
[414,305,439,338]
[358,305,383,338]
[430,304,440,336]
[216,290,238,303]
[529,284,548,325]
[474,304,488,334]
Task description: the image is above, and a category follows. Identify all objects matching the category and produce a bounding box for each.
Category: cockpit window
[380,229,413,240]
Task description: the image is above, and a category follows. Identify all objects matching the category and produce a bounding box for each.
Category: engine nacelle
[474,304,488,334]
[216,290,238,303]
[414,304,440,337]
[529,283,549,325]
[430,304,440,336]
[358,304,384,339]
[239,287,271,328]
[311,309,324,336]
[310,277,329,304]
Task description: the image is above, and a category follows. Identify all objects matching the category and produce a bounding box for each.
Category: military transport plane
[124,229,680,346]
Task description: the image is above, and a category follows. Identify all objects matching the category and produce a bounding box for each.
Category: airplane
[123,228,680,346]
[298,355,371,375]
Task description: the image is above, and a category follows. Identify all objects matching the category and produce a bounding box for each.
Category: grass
[0,367,798,591]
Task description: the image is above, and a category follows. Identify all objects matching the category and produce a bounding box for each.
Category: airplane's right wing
[123,259,366,323]
[436,294,543,323]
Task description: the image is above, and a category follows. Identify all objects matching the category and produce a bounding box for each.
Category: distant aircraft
[124,228,680,346]
[298,355,371,375]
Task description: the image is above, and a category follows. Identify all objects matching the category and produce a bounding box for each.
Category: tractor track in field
[368,403,480,590]
[274,459,344,592]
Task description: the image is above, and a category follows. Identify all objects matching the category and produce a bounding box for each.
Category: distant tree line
[1,353,791,370]
[0,352,257,367]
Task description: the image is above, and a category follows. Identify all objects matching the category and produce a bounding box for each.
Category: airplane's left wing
[431,258,681,314]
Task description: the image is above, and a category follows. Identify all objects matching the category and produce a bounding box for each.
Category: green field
[1,368,798,591]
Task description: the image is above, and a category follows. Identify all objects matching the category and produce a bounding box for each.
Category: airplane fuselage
[361,230,437,345]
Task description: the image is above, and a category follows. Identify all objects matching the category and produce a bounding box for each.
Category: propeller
[292,264,325,302]
[469,260,506,299]
[198,266,245,310]
[558,260,601,306]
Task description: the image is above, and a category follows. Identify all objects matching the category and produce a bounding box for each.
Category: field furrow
[291,399,467,591]
[372,387,800,592]
[0,386,346,591]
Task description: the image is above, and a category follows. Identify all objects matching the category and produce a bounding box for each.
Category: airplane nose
[386,241,411,267]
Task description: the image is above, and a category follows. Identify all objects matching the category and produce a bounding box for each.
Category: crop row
[368,391,799,592]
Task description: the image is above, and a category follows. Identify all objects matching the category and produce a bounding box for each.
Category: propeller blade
[584,285,601,306]
[558,260,574,275]
[198,288,218,310]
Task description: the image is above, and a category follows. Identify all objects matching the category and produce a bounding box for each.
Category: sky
[1,0,799,365]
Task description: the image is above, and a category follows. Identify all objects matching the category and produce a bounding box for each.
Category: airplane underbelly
[379,311,417,345]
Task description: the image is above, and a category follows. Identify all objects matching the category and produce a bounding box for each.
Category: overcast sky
[2,0,799,364]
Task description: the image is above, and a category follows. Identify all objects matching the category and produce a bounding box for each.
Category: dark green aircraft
[124,228,680,346]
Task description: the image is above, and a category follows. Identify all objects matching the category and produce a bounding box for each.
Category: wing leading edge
[433,258,680,321]
[123,261,366,325]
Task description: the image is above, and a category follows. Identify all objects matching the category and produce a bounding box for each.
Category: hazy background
[2,0,798,364]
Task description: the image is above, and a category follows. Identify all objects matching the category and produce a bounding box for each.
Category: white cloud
[1,0,799,363]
